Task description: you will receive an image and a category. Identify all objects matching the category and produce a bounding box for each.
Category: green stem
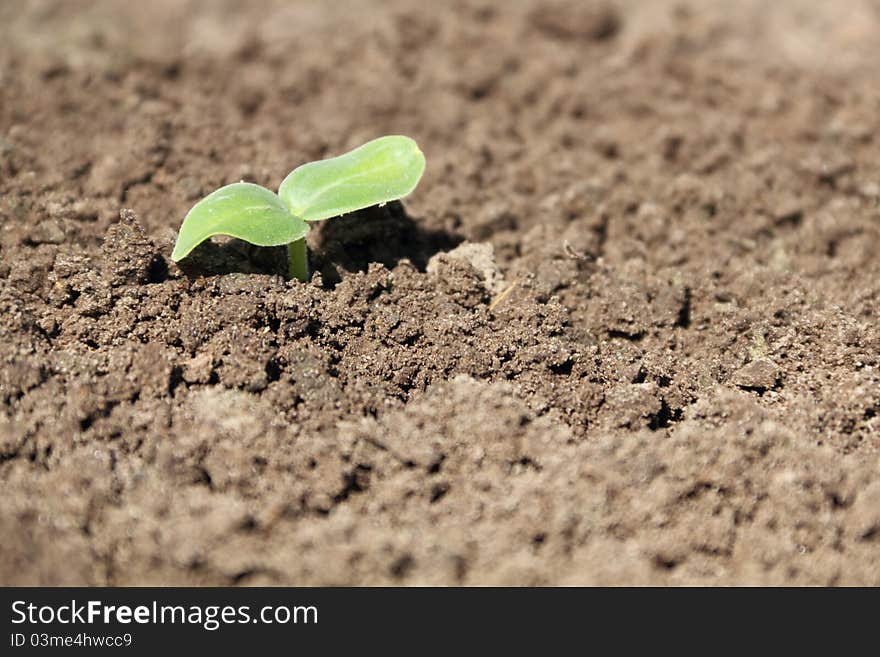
[288,237,309,282]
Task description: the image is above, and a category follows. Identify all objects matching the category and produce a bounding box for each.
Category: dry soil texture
[2,0,880,585]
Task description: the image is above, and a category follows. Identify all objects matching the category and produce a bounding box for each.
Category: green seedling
[170,135,425,281]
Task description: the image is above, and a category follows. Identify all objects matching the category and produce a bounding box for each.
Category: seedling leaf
[278,135,425,222]
[171,182,309,262]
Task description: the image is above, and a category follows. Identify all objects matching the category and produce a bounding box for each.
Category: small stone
[425,254,488,308]
[183,353,214,384]
[427,241,506,295]
[602,382,664,430]
[30,219,66,245]
[731,358,780,391]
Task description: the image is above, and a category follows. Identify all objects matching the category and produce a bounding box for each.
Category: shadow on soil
[311,201,462,287]
[177,202,462,285]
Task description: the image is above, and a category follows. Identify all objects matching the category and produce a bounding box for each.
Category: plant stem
[288,237,309,282]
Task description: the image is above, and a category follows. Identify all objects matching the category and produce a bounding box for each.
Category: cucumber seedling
[170,135,425,281]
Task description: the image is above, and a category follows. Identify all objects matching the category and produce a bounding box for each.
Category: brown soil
[2,0,880,586]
